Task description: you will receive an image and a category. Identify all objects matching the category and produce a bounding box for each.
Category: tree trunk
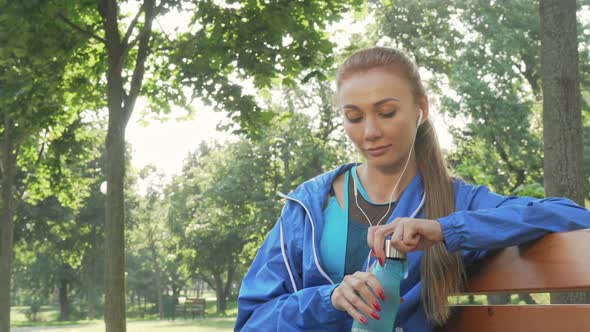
[487,294,510,305]
[103,0,128,327]
[212,262,236,315]
[104,98,128,330]
[88,287,95,321]
[198,280,204,299]
[213,274,226,315]
[518,293,536,304]
[100,0,155,329]
[156,272,163,319]
[0,116,17,332]
[87,267,95,320]
[224,262,237,301]
[59,278,70,321]
[540,0,590,304]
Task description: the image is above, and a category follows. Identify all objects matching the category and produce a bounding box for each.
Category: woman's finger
[372,219,399,263]
[342,275,379,319]
[402,220,420,247]
[391,221,415,252]
[356,271,386,302]
[351,272,383,310]
[339,297,369,325]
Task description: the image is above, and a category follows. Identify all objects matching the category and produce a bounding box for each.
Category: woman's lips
[364,144,392,157]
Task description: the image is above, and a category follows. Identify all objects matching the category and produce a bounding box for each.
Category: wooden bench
[441,229,590,332]
[175,298,206,319]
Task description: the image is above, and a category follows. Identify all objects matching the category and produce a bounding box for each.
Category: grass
[10,306,103,328]
[11,294,238,331]
[12,319,236,332]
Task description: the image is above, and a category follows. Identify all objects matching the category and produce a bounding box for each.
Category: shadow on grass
[11,298,238,330]
[166,317,235,328]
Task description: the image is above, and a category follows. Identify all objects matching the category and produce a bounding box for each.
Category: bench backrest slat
[442,305,590,332]
[465,229,590,293]
[184,298,206,305]
[442,229,590,332]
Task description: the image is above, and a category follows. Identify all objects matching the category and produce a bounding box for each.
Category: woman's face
[337,67,425,171]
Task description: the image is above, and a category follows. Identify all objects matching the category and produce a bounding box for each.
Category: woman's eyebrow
[339,97,401,111]
[373,97,401,107]
[339,104,361,111]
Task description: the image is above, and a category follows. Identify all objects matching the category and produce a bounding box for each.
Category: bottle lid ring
[385,239,407,259]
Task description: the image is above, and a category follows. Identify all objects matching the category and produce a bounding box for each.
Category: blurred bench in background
[176,297,205,319]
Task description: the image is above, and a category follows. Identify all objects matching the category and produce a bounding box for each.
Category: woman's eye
[347,116,362,123]
[380,110,397,118]
[344,110,363,123]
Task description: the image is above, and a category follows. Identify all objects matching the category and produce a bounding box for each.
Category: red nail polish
[373,301,381,311]
[400,297,405,304]
[378,290,386,301]
[378,257,384,266]
[370,311,381,320]
[370,248,376,256]
[360,316,368,325]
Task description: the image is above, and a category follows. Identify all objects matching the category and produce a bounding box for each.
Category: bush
[24,298,43,322]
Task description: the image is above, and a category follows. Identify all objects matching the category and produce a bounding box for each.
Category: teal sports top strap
[319,169,372,282]
[319,171,349,282]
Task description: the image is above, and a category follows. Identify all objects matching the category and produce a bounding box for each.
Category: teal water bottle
[351,240,408,332]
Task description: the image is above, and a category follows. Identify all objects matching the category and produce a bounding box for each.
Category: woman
[234,47,590,332]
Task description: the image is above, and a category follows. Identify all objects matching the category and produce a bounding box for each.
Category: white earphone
[417,109,423,128]
[352,108,425,227]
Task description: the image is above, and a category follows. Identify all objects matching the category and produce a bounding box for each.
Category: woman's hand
[331,271,384,325]
[368,218,444,265]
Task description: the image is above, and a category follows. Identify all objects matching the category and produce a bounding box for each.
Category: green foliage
[372,0,590,196]
[126,165,188,308]
[512,182,545,199]
[1,0,104,209]
[145,0,363,137]
[7,2,590,326]
[12,149,108,322]
[144,104,350,314]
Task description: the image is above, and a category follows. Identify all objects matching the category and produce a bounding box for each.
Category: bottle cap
[385,239,406,260]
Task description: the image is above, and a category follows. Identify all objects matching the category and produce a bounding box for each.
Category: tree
[0,2,99,329]
[77,177,107,321]
[14,198,80,322]
[12,134,105,322]
[56,1,361,329]
[127,165,172,319]
[177,141,272,315]
[368,0,590,304]
[170,109,350,315]
[540,0,589,304]
[370,0,547,195]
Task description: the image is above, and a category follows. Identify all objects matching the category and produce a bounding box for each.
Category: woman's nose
[364,115,383,141]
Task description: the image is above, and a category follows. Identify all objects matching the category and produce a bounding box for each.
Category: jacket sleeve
[439,182,590,253]
[235,203,349,332]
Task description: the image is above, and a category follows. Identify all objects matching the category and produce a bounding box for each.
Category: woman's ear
[418,96,429,125]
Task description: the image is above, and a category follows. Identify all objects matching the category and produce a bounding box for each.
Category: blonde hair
[336,47,465,325]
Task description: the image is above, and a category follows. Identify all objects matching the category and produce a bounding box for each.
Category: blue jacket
[235,163,590,332]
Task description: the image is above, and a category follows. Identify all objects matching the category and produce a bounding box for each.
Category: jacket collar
[286,163,425,221]
[280,163,426,283]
